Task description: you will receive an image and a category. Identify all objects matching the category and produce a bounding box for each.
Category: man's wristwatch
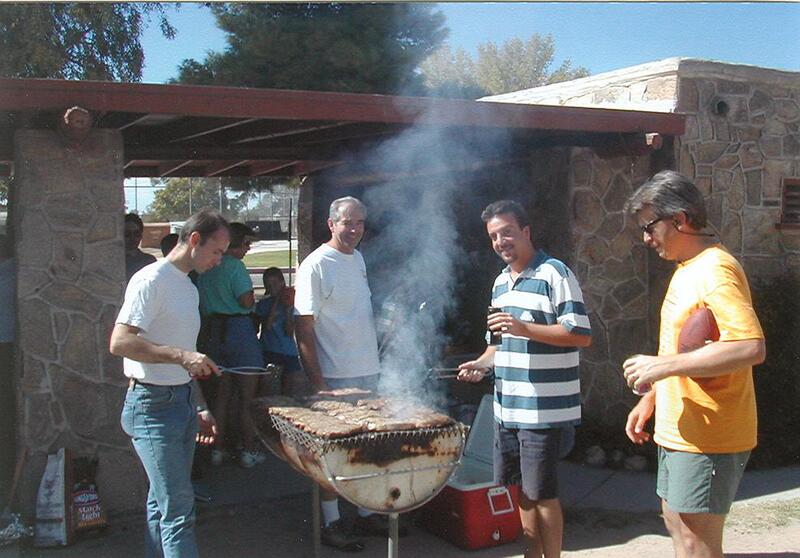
[196,406,208,413]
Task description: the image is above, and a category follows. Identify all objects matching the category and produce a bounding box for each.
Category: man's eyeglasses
[639,216,670,236]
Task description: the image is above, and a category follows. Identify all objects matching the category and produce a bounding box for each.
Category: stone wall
[674,67,800,282]
[13,129,145,513]
[566,148,659,429]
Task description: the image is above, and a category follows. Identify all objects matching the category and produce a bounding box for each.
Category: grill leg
[387,512,399,558]
[312,482,321,558]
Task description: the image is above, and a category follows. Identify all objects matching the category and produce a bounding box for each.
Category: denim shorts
[657,446,750,514]
[494,423,564,500]
[203,315,264,369]
[324,374,380,393]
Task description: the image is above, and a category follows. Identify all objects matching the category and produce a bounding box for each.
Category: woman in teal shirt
[196,223,265,469]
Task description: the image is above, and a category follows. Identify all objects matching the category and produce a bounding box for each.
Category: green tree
[421,34,589,98]
[0,3,174,81]
[174,3,447,95]
[145,178,248,222]
[476,35,589,95]
[418,43,487,99]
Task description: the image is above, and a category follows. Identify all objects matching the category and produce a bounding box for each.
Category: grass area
[243,250,296,269]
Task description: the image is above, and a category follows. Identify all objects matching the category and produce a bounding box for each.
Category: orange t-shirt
[654,245,763,453]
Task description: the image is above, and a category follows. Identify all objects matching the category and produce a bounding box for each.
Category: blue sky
[140,2,800,84]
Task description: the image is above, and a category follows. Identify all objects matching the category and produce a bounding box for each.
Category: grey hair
[625,170,707,228]
[329,196,367,222]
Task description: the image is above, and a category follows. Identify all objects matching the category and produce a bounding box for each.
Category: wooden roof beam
[0,78,685,136]
[232,122,349,145]
[158,160,195,177]
[249,161,298,177]
[126,145,342,161]
[293,160,343,175]
[95,112,151,130]
[204,160,250,177]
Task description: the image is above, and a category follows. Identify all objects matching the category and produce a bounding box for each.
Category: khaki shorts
[657,446,750,515]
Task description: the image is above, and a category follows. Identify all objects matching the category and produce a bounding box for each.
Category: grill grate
[271,415,468,455]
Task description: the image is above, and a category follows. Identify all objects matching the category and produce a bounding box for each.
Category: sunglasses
[639,216,670,235]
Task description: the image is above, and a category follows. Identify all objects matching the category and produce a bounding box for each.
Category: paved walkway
[4,452,798,558]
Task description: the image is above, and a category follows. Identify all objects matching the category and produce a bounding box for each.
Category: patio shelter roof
[0,77,684,180]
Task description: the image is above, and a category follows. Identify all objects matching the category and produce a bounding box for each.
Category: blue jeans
[121,382,198,558]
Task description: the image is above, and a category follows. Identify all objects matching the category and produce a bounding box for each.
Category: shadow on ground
[562,507,667,552]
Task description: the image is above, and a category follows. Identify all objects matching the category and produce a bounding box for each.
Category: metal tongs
[219,364,282,376]
[428,367,491,380]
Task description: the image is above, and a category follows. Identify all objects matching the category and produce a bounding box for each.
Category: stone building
[483,57,800,431]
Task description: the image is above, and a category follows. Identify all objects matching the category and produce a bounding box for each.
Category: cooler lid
[463,394,495,466]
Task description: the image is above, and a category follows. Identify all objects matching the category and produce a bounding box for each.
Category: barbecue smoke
[360,106,511,410]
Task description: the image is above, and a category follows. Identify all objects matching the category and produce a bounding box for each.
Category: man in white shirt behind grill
[295,196,402,551]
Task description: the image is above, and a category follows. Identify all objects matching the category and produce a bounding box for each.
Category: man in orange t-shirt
[622,171,765,558]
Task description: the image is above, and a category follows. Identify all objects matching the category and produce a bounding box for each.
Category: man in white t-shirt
[295,196,395,551]
[110,209,230,558]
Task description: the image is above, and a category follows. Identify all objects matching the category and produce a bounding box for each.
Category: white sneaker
[240,450,267,468]
[210,449,224,466]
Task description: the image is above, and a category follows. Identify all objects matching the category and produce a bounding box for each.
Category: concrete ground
[4,451,798,558]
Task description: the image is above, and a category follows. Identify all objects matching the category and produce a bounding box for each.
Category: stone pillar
[297,176,315,262]
[13,129,145,513]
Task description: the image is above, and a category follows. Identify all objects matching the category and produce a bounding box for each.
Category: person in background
[110,209,227,558]
[458,199,592,558]
[623,171,765,558]
[254,267,302,396]
[160,233,180,258]
[294,196,400,551]
[125,213,156,282]
[196,222,266,469]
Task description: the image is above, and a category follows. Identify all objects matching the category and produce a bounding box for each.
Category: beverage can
[632,382,651,396]
[487,306,502,345]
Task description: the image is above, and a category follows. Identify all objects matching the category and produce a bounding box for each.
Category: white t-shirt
[294,243,380,379]
[116,259,200,386]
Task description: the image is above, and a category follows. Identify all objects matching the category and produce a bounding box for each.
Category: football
[678,307,720,353]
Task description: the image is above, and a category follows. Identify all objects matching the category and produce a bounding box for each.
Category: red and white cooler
[417,394,522,550]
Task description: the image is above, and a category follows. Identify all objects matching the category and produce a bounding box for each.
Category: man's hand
[625,393,655,445]
[457,360,491,383]
[197,410,217,445]
[622,353,671,393]
[488,312,527,338]
[181,351,220,379]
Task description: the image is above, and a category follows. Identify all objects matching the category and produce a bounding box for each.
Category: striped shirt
[491,250,591,429]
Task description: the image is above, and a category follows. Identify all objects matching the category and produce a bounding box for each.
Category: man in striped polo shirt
[458,199,592,558]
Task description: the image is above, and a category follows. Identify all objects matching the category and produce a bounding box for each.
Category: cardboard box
[417,395,522,550]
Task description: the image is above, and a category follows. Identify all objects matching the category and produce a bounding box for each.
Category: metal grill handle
[487,486,515,516]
